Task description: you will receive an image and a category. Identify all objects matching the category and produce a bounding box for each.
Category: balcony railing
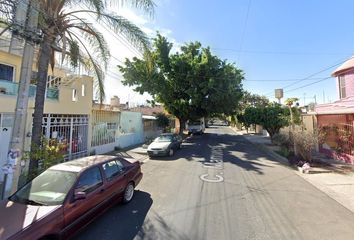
[0,80,59,100]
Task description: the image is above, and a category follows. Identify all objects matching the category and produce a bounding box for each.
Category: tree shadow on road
[73,191,190,240]
[73,191,153,240]
[213,133,277,175]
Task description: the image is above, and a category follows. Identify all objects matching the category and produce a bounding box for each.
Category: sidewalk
[108,144,148,164]
[232,128,354,214]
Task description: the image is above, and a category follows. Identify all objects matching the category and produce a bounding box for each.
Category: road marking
[200,145,224,183]
[200,173,224,183]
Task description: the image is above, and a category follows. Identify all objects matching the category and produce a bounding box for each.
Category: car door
[62,166,106,238]
[172,135,178,149]
[101,159,127,204]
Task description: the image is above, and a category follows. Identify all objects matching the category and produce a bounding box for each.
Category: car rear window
[102,160,123,180]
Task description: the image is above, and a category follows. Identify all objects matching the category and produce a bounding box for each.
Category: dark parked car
[147,133,182,157]
[0,155,142,240]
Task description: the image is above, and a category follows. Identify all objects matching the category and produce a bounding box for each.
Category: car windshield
[9,169,78,206]
[189,121,201,125]
[155,135,173,142]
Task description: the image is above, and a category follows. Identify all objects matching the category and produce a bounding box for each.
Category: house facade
[0,42,94,183]
[314,56,354,164]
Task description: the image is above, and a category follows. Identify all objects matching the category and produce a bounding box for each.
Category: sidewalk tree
[119,34,244,133]
[236,91,269,130]
[238,91,269,111]
[241,103,290,140]
[27,0,155,176]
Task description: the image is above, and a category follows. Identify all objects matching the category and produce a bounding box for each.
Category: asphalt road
[74,126,354,240]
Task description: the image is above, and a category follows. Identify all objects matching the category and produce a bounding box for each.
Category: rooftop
[332,56,354,77]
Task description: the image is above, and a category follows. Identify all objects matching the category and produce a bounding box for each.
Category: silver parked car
[147,133,182,157]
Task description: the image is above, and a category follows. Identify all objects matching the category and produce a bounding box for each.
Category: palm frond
[66,0,107,15]
[68,30,106,103]
[64,10,150,51]
[69,22,110,69]
[97,12,151,51]
[118,0,155,17]
[79,54,105,103]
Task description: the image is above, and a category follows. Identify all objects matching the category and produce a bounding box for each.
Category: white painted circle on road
[200,174,224,183]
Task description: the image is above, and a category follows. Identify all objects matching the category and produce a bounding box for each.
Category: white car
[147,133,182,157]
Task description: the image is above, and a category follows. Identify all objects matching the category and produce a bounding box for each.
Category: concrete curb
[253,142,289,164]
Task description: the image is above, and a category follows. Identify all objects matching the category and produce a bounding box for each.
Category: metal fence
[41,114,89,160]
[320,123,354,156]
[91,110,119,147]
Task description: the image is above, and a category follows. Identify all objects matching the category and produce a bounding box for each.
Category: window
[0,63,14,81]
[339,75,346,99]
[81,84,86,96]
[1,113,14,128]
[9,169,77,206]
[76,167,103,193]
[72,89,77,101]
[102,160,123,180]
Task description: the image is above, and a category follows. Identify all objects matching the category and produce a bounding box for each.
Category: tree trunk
[179,118,186,136]
[28,37,52,175]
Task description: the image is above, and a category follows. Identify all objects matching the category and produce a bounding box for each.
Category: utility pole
[314,95,317,105]
[2,0,40,198]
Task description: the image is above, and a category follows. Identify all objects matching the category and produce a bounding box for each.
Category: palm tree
[25,0,155,174]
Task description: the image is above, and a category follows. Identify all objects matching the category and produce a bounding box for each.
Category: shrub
[26,137,65,180]
[272,132,292,148]
[293,131,318,162]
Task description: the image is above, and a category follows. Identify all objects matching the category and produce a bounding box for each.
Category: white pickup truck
[186,118,205,135]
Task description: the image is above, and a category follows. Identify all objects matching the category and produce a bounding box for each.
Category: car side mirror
[74,191,86,201]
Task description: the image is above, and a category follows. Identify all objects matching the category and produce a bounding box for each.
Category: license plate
[153,151,158,155]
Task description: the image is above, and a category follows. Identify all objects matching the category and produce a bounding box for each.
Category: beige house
[0,42,94,183]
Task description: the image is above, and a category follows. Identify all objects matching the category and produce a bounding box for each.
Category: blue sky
[105,0,354,105]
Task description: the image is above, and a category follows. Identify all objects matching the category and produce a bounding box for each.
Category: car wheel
[123,182,135,203]
[169,148,174,156]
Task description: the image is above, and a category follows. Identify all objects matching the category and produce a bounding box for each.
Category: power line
[263,56,352,96]
[237,0,252,62]
[211,48,351,56]
[244,77,329,82]
[284,77,332,94]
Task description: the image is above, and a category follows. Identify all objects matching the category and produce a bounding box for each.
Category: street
[74,126,354,240]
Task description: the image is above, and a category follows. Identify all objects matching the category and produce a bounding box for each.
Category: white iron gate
[41,114,89,160]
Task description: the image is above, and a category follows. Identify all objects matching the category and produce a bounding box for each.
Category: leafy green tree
[235,91,269,130]
[119,34,244,132]
[238,91,270,111]
[241,103,290,140]
[156,112,170,132]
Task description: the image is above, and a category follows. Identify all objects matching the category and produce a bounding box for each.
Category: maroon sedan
[0,155,143,240]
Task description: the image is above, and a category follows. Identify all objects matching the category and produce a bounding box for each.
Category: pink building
[315,56,354,164]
